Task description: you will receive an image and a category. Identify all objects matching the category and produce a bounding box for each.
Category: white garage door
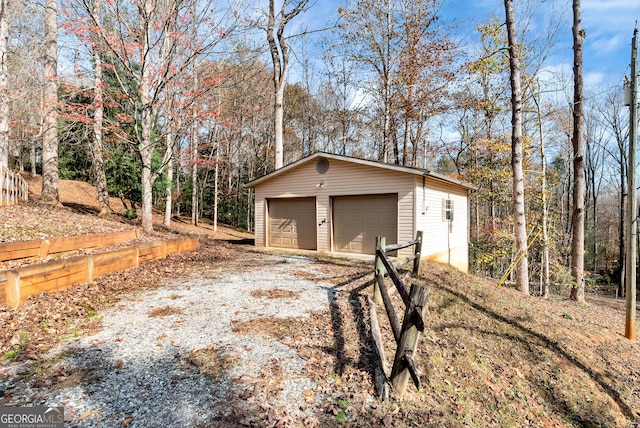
[332,194,397,254]
[268,198,317,250]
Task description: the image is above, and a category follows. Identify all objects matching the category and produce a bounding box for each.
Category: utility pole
[625,28,638,340]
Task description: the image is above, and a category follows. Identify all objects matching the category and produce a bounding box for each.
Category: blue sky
[440,0,640,86]
[284,0,640,91]
[582,0,639,80]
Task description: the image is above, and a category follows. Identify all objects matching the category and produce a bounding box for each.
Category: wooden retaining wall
[0,230,139,262]
[0,236,199,307]
[0,167,28,206]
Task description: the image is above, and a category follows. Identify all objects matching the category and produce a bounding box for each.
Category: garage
[247,153,473,272]
[332,194,397,254]
[268,198,317,250]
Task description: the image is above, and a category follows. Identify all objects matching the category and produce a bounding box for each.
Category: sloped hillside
[1,176,639,426]
[18,174,252,242]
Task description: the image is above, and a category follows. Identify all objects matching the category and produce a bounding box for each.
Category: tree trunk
[540,118,550,298]
[267,0,282,169]
[41,0,59,204]
[0,0,8,170]
[164,131,174,228]
[191,102,199,226]
[533,82,550,298]
[381,0,392,163]
[140,106,154,233]
[136,0,162,234]
[213,137,219,233]
[91,0,111,216]
[274,79,285,169]
[592,195,598,273]
[139,2,154,233]
[30,137,36,177]
[570,0,586,302]
[504,0,529,295]
[267,0,308,170]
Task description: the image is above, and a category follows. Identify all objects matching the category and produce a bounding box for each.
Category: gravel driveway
[1,253,357,427]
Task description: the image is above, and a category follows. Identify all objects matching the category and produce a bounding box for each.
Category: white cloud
[590,34,626,56]
[582,0,639,38]
[584,71,605,87]
[538,64,571,82]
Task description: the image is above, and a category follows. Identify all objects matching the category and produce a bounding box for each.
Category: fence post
[413,231,423,275]
[87,255,95,282]
[367,296,390,401]
[11,173,16,204]
[390,281,429,396]
[373,236,386,305]
[39,239,51,259]
[133,248,140,268]
[6,270,21,307]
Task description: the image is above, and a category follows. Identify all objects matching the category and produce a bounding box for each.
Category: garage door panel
[269,198,317,250]
[333,194,397,255]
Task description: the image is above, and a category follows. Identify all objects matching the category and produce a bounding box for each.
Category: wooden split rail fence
[1,167,28,206]
[0,232,199,307]
[369,231,429,399]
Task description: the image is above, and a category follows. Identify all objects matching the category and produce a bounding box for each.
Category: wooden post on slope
[390,281,429,396]
[374,236,386,305]
[413,231,423,275]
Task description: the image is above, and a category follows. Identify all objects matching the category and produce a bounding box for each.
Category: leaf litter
[0,190,640,425]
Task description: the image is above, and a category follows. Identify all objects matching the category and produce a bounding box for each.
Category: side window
[442,199,454,221]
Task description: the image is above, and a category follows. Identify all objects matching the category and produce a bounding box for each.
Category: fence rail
[0,167,28,206]
[0,236,199,307]
[370,231,428,399]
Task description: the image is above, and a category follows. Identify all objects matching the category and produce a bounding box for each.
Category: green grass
[2,332,30,359]
[2,349,20,359]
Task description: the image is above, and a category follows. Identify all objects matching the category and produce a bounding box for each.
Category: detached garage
[245,152,474,272]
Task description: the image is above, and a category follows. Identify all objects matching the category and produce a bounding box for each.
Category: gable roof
[245,152,476,190]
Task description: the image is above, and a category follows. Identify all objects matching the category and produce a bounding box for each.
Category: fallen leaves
[250,289,301,300]
[148,305,183,317]
[78,409,99,421]
[2,200,640,427]
[303,390,315,403]
[187,346,240,379]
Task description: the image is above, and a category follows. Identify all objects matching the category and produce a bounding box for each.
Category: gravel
[1,254,335,427]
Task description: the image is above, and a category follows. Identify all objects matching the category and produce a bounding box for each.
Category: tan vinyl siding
[415,177,469,272]
[253,158,416,256]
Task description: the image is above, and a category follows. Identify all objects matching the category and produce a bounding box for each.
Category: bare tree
[595,86,629,297]
[164,124,176,227]
[570,0,586,302]
[89,0,110,216]
[530,82,550,297]
[503,0,529,294]
[266,0,309,170]
[191,71,199,226]
[41,0,59,203]
[83,0,233,232]
[0,0,8,170]
[338,0,397,163]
